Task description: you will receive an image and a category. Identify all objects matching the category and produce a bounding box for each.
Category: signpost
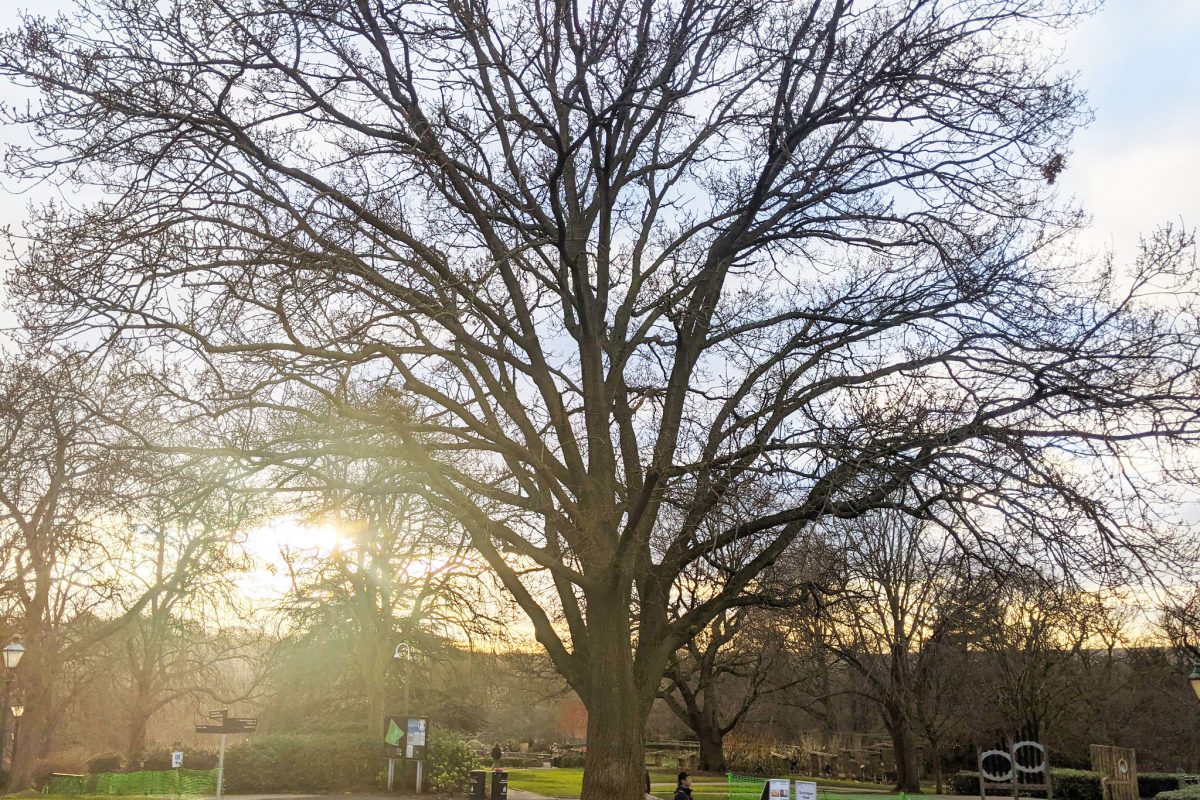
[794,780,818,800]
[384,715,429,793]
[171,752,183,769]
[195,709,258,800]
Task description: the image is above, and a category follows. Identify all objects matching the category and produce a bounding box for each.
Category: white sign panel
[405,717,427,759]
[794,781,818,800]
[765,779,790,800]
[171,751,184,768]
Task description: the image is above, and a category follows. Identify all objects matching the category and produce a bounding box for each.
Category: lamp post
[394,643,414,717]
[10,706,23,766]
[0,636,25,773]
[388,642,415,793]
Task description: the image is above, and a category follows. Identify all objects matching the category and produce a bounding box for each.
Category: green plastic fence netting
[728,773,767,800]
[44,775,86,796]
[45,768,219,796]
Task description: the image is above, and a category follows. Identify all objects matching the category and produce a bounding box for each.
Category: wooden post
[216,734,227,800]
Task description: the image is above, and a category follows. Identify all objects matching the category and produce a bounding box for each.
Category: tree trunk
[696,719,727,773]
[928,739,943,796]
[366,659,386,738]
[6,645,56,791]
[887,712,922,793]
[579,595,654,800]
[126,710,150,765]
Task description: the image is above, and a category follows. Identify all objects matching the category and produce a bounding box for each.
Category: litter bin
[469,771,487,800]
[491,770,508,800]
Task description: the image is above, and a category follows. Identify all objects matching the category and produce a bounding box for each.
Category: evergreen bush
[949,768,1104,800]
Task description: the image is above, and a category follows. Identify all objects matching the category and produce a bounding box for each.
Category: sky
[0,0,1194,277]
[1054,0,1200,262]
[0,0,1198,589]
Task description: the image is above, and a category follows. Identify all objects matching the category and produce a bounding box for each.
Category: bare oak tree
[3,2,1200,797]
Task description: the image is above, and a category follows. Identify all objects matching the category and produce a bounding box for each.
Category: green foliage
[950,772,978,796]
[85,756,122,775]
[222,734,383,793]
[1052,769,1105,800]
[1141,775,1192,797]
[497,755,549,768]
[425,728,477,793]
[949,769,1103,800]
[551,752,586,769]
[1156,787,1200,800]
[139,746,219,771]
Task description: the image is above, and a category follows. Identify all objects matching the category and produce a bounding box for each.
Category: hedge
[1157,788,1200,800]
[87,754,123,774]
[950,769,1104,800]
[222,734,384,793]
[552,752,586,769]
[221,730,475,794]
[1141,775,1195,798]
[139,746,220,771]
[1055,769,1106,800]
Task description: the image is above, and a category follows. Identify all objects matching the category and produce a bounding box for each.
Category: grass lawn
[5,796,166,800]
[506,767,904,800]
[508,767,729,800]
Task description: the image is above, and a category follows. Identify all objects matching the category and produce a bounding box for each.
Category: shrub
[87,754,123,774]
[724,736,786,777]
[425,728,477,794]
[1157,788,1200,800]
[30,754,88,789]
[141,745,220,771]
[222,734,382,794]
[552,752,586,769]
[949,769,1103,800]
[1141,775,1191,798]
[499,755,549,768]
[950,771,979,796]
[1053,769,1105,800]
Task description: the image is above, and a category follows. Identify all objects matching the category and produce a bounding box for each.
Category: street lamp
[393,642,414,714]
[1,639,23,670]
[1188,660,1200,702]
[0,635,24,773]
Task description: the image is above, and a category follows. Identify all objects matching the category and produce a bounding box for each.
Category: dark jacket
[673,787,693,800]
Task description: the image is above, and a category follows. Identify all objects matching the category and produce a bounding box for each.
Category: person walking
[673,772,693,800]
[491,743,503,768]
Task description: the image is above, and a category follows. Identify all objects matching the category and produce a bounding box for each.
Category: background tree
[110,492,259,764]
[271,492,493,738]
[660,607,789,772]
[660,542,834,772]
[0,350,232,788]
[821,511,992,792]
[6,2,1200,798]
[974,578,1108,747]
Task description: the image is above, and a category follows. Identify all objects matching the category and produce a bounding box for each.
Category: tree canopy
[3,1,1200,798]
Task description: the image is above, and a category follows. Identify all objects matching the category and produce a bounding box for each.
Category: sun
[244,516,345,561]
[230,516,348,603]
